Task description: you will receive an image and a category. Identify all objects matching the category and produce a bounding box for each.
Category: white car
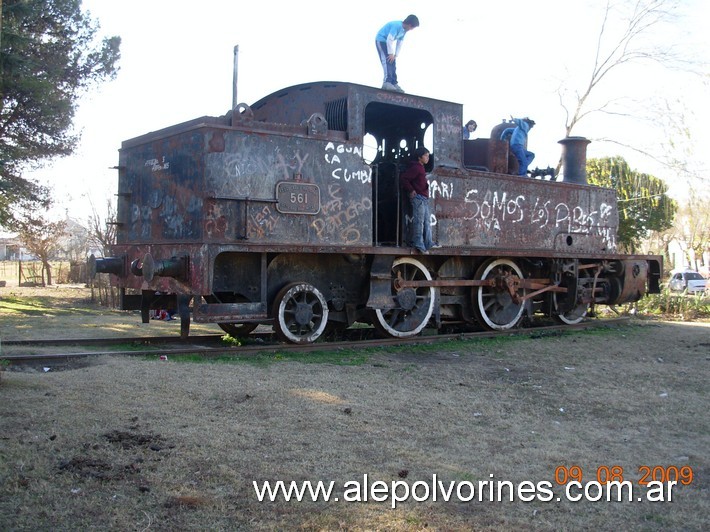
[668,270,707,294]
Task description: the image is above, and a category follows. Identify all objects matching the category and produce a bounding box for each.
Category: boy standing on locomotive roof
[400,147,439,254]
[376,14,420,93]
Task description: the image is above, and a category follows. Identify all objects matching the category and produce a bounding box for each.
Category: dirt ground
[1,283,708,530]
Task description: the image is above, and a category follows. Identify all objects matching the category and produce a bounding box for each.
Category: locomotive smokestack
[558,136,591,185]
[232,45,239,110]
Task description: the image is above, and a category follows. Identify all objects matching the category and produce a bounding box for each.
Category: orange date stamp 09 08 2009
[553,465,694,487]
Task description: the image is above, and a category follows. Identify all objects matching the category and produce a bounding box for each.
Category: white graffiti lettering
[429,180,453,200]
[531,197,551,227]
[144,157,169,172]
[461,187,616,248]
[331,167,372,184]
[463,189,524,226]
[324,153,341,165]
[325,143,371,184]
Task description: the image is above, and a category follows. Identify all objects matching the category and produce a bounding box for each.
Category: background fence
[0,260,78,285]
[0,260,118,307]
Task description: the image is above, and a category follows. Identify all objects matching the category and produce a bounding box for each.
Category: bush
[637,287,710,320]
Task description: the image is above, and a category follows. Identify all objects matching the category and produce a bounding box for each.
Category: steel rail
[1,318,630,365]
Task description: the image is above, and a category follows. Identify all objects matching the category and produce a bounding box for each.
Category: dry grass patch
[1,319,708,530]
[0,282,222,341]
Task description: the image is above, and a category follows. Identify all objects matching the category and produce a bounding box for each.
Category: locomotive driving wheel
[553,269,592,325]
[273,282,329,344]
[472,258,527,330]
[374,257,435,338]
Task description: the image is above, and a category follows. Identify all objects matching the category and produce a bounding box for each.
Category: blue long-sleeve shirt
[376,21,407,56]
[506,118,531,146]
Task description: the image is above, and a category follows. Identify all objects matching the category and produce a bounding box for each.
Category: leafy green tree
[0,0,121,229]
[587,156,676,253]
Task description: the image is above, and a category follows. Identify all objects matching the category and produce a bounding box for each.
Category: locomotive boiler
[92,81,662,343]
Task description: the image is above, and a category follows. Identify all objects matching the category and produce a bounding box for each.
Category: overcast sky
[27,0,709,222]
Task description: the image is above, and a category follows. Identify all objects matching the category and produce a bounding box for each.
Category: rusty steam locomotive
[92,80,662,343]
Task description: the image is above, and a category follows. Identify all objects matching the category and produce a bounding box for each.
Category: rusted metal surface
[99,80,662,339]
[614,260,650,304]
[115,84,619,265]
[559,136,592,185]
[430,167,618,253]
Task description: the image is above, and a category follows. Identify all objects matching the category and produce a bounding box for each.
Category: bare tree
[559,0,679,139]
[673,193,710,271]
[645,227,676,268]
[88,199,117,257]
[16,213,67,286]
[87,199,118,306]
[62,218,91,262]
[652,95,710,193]
[554,0,701,178]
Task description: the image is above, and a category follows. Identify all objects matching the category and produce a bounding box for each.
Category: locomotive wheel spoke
[554,267,591,325]
[387,308,405,328]
[472,259,527,331]
[374,257,435,338]
[273,282,329,344]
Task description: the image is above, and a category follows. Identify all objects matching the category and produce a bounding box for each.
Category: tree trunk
[42,259,53,286]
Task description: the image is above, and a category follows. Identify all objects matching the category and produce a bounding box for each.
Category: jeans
[510,143,535,176]
[376,41,397,85]
[409,194,433,251]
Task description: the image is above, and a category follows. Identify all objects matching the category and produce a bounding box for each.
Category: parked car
[668,270,707,294]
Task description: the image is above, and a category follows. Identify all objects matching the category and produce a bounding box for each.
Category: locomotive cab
[364,102,434,247]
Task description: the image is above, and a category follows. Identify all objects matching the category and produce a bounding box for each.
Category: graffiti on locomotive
[312,183,372,243]
[325,142,372,184]
[461,187,616,248]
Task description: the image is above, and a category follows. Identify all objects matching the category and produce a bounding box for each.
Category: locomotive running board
[192,301,268,324]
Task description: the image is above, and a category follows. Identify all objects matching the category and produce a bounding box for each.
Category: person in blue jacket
[462,119,478,140]
[501,117,536,176]
[376,15,420,93]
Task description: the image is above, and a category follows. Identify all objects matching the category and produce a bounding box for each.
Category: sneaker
[430,244,442,249]
[415,247,429,255]
[382,82,398,91]
[393,84,405,93]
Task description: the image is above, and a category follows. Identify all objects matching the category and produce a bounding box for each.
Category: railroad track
[1,317,630,366]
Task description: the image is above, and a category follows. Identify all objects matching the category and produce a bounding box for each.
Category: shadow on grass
[0,295,102,316]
